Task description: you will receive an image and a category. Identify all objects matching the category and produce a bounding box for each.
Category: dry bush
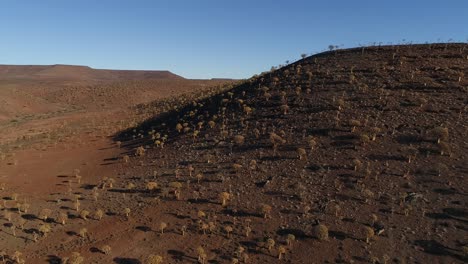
[146,255,163,264]
[67,252,84,264]
[136,146,145,156]
[233,135,245,145]
[313,224,329,241]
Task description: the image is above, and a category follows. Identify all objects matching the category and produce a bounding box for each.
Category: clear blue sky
[1,1,467,79]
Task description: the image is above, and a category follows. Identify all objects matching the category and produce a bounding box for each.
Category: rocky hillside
[114,43,468,263]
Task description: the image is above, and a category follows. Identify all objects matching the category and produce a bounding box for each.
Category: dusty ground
[0,44,467,264]
[0,68,232,263]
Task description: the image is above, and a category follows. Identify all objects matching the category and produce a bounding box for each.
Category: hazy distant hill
[0,64,183,82]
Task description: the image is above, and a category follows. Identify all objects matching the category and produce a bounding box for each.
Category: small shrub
[313,224,329,241]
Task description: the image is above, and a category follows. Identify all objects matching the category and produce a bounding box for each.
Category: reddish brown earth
[0,66,232,263]
[0,44,467,264]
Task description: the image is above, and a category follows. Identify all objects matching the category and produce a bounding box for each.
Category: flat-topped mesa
[0,64,184,81]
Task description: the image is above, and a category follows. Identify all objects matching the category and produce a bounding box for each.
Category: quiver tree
[208,120,215,128]
[169,182,183,200]
[59,212,68,225]
[101,245,111,255]
[10,223,16,237]
[244,226,252,237]
[270,133,286,156]
[124,207,131,219]
[20,203,30,213]
[232,163,243,175]
[95,209,104,220]
[248,159,257,171]
[188,165,194,177]
[364,226,375,244]
[146,181,158,194]
[349,119,361,132]
[160,222,167,234]
[197,246,207,264]
[197,210,206,219]
[220,192,230,207]
[278,245,287,259]
[80,210,90,220]
[176,123,183,133]
[79,228,88,238]
[369,127,381,141]
[428,126,449,143]
[3,211,12,222]
[307,136,317,150]
[196,173,203,184]
[39,208,52,221]
[73,201,81,211]
[286,234,296,246]
[13,251,23,264]
[224,225,233,238]
[405,146,418,163]
[280,104,290,115]
[297,148,307,160]
[266,238,275,253]
[18,218,26,230]
[353,159,362,171]
[39,223,51,237]
[260,204,272,219]
[438,142,451,156]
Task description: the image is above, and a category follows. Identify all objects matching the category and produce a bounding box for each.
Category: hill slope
[115,43,467,263]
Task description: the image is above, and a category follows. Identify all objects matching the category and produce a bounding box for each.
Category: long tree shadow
[329,230,354,240]
[113,258,141,264]
[167,249,197,262]
[413,240,467,261]
[46,255,62,264]
[276,228,308,239]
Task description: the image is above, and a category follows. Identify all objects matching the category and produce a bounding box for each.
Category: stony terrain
[0,43,467,263]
